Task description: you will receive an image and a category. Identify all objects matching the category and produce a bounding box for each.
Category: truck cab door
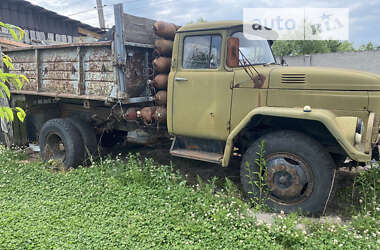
[169,32,234,140]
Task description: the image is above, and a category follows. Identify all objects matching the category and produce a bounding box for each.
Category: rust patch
[184,143,201,151]
[253,74,266,88]
[85,81,114,96]
[124,50,147,97]
[41,80,76,94]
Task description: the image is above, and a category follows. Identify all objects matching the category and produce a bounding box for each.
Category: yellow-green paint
[168,22,380,166]
[169,29,234,140]
[267,90,368,111]
[270,66,380,90]
[222,107,370,167]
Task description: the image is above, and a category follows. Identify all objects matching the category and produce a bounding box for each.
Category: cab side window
[182,35,222,69]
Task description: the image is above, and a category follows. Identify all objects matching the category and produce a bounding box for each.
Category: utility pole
[96,0,106,29]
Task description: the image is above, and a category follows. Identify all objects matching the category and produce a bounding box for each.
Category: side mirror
[281,57,288,66]
[227,37,239,67]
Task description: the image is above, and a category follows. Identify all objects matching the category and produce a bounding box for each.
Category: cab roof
[177,20,243,32]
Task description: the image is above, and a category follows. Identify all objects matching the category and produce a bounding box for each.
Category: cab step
[170,149,223,164]
[170,136,224,164]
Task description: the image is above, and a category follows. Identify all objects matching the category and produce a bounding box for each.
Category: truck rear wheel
[39,119,84,169]
[240,130,335,215]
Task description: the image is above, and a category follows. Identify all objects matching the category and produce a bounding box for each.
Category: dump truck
[2,4,380,215]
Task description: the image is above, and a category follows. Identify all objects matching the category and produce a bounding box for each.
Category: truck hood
[269,66,380,91]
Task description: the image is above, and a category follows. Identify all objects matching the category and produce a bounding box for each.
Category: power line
[76,0,204,25]
[67,5,112,17]
[67,7,96,17]
[85,9,114,22]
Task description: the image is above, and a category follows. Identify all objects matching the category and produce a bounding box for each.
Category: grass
[0,148,378,249]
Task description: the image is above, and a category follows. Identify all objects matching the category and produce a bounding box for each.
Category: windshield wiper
[238,50,266,88]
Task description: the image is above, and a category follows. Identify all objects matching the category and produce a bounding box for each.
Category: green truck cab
[167,21,379,214]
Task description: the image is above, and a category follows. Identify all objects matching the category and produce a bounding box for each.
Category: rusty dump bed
[4,41,152,102]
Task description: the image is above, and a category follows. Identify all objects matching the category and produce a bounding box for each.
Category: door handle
[175,77,188,81]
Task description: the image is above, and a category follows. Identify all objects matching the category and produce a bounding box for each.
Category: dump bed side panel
[6,42,116,101]
[5,6,157,102]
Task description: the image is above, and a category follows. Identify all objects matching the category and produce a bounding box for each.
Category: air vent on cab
[281,73,306,84]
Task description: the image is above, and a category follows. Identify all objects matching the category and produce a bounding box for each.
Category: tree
[272,40,356,57]
[336,41,355,52]
[358,42,379,51]
[0,21,27,122]
[187,18,207,24]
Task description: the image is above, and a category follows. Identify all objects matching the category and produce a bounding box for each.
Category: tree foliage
[187,18,207,24]
[0,21,27,122]
[357,42,380,51]
[272,40,380,57]
[272,40,356,57]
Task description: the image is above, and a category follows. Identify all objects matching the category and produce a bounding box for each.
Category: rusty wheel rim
[265,153,313,206]
[44,133,66,163]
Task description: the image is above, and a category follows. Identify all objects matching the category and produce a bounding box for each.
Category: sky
[27,0,380,47]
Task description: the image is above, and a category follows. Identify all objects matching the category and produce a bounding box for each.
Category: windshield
[232,32,275,66]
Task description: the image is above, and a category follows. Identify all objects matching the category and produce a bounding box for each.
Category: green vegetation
[0,148,378,249]
[244,140,268,210]
[272,40,380,57]
[0,22,27,122]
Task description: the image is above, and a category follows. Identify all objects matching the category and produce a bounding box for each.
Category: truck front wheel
[240,130,335,215]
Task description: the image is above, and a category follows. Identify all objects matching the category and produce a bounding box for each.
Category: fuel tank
[153,106,167,123]
[153,21,179,40]
[153,57,171,73]
[154,90,167,106]
[154,39,173,57]
[151,74,168,89]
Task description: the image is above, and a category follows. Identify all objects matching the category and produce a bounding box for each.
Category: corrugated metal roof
[0,0,104,36]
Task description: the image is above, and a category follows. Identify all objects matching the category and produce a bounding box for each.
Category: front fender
[222,107,371,167]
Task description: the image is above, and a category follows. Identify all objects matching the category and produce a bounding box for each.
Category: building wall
[278,50,380,75]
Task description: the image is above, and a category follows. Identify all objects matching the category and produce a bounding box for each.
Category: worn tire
[39,118,84,169]
[66,116,98,162]
[240,130,335,216]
